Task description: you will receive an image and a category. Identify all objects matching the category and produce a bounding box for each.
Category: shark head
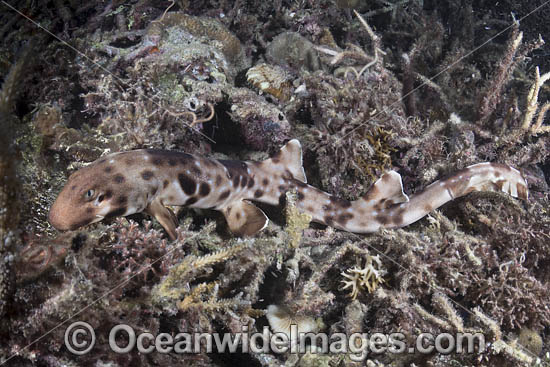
[48,162,126,231]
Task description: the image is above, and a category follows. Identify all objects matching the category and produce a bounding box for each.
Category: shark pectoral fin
[221,200,268,236]
[361,171,409,208]
[145,199,178,240]
[262,139,307,182]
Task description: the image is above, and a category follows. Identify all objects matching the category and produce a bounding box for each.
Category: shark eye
[84,189,95,200]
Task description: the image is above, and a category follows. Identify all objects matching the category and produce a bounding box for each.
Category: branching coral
[178,282,251,313]
[153,235,252,306]
[341,253,386,299]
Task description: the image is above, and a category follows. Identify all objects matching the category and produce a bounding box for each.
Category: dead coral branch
[477,18,544,126]
[476,21,523,126]
[316,10,386,78]
[521,66,550,134]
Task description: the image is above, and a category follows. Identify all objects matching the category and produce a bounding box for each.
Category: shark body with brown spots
[49,140,529,240]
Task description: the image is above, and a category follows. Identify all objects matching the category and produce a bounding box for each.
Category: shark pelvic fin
[222,200,268,236]
[146,198,179,240]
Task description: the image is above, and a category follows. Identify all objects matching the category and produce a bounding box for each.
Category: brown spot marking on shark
[271,150,282,164]
[373,199,389,212]
[236,212,241,220]
[203,159,216,168]
[493,163,511,171]
[495,180,506,191]
[141,170,154,180]
[330,195,351,208]
[382,173,393,183]
[178,173,196,195]
[392,208,406,226]
[423,203,433,213]
[297,192,305,201]
[247,177,255,188]
[117,196,128,205]
[233,175,241,187]
[283,169,293,180]
[185,197,198,205]
[517,184,528,200]
[306,205,314,212]
[494,170,501,177]
[152,157,163,166]
[71,185,77,191]
[163,180,169,189]
[219,190,230,200]
[362,185,380,201]
[376,214,391,226]
[86,207,93,214]
[337,213,353,225]
[215,175,222,186]
[114,174,125,184]
[179,155,195,166]
[125,158,134,165]
[145,149,185,162]
[324,215,334,226]
[104,166,113,173]
[106,207,126,218]
[199,183,211,197]
[262,178,269,186]
[105,190,113,199]
[219,160,249,180]
[254,189,263,198]
[240,176,248,188]
[168,158,177,166]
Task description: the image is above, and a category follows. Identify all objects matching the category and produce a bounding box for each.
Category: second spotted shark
[49,140,528,240]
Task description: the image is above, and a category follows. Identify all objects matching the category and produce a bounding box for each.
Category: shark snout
[48,198,73,230]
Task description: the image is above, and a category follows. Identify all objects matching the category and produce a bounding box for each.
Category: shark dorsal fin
[262,139,307,182]
[222,200,268,236]
[361,171,409,209]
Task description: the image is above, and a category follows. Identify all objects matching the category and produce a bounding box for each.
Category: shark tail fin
[448,163,529,200]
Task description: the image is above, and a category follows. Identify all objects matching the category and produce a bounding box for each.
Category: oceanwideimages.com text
[65,322,486,361]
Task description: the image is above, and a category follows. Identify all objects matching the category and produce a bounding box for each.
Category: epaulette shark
[49,140,528,240]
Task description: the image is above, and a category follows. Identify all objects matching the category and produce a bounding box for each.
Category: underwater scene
[1,0,550,366]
